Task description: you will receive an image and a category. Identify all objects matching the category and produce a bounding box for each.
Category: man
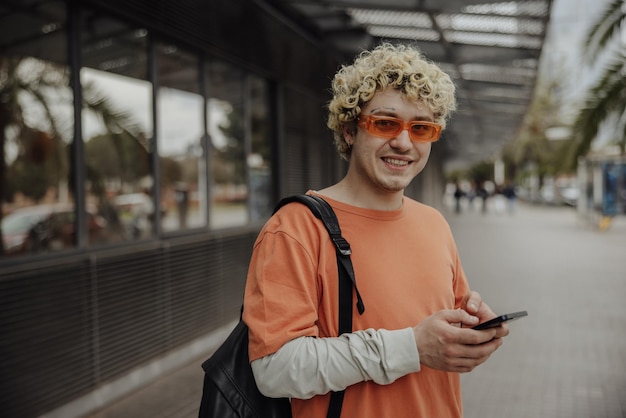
[243,42,508,417]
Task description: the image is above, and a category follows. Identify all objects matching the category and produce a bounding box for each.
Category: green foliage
[160,157,183,185]
[566,0,626,169]
[85,132,150,183]
[212,105,245,184]
[502,77,572,180]
[467,161,494,184]
[446,160,494,185]
[583,0,625,62]
[7,157,52,202]
[0,58,70,210]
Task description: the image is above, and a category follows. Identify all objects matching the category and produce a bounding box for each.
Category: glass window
[206,59,247,228]
[81,12,153,243]
[156,44,206,232]
[0,1,77,258]
[248,75,273,221]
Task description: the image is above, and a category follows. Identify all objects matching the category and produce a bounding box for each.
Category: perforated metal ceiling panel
[264,0,554,170]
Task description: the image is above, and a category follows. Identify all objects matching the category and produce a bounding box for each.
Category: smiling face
[343,87,434,198]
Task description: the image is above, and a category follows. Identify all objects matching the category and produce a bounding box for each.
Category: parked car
[1,203,106,256]
[558,185,579,207]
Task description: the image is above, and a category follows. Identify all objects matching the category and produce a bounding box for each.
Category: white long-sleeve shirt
[251,327,420,399]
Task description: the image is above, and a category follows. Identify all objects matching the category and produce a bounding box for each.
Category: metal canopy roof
[264,0,554,171]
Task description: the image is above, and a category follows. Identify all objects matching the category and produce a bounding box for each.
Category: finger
[460,338,503,365]
[455,309,480,327]
[447,335,502,359]
[493,323,510,338]
[454,354,491,373]
[474,329,500,344]
[476,301,496,320]
[464,291,482,314]
[442,340,502,372]
[477,336,504,352]
[439,309,480,329]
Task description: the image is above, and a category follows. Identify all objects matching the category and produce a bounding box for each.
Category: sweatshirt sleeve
[250,327,420,399]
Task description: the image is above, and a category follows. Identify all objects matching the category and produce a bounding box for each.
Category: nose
[389,128,413,150]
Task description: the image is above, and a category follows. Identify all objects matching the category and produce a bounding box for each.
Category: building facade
[0,1,444,416]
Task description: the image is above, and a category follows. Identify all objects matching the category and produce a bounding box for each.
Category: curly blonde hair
[327,42,457,160]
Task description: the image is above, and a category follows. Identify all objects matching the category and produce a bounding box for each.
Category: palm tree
[564,0,625,170]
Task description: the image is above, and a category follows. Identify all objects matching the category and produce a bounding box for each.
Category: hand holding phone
[472,310,528,330]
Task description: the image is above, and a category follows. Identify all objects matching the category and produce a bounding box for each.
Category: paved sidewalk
[87,202,626,418]
[86,350,206,418]
[449,202,626,418]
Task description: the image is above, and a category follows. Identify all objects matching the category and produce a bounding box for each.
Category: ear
[342,124,355,146]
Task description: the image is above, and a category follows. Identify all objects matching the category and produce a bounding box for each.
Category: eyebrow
[368,107,434,122]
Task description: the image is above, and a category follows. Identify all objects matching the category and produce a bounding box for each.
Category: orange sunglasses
[357,115,442,143]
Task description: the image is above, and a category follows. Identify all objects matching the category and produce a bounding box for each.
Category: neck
[318,177,404,211]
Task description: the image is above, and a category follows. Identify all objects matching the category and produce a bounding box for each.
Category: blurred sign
[601,162,626,216]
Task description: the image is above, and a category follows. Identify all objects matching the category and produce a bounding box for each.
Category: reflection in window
[0,3,277,260]
[0,1,78,258]
[81,13,153,242]
[249,75,273,221]
[156,44,206,232]
[207,60,247,228]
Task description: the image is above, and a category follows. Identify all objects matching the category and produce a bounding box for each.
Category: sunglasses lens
[371,118,401,137]
[409,123,438,142]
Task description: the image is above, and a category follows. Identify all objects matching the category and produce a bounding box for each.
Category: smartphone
[472,311,528,330]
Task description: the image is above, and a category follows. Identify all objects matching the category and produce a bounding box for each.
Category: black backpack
[198,194,364,418]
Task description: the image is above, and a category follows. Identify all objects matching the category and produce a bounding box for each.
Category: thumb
[446,308,479,327]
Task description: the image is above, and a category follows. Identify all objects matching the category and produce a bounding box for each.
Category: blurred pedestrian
[476,182,489,214]
[454,181,465,214]
[502,182,517,214]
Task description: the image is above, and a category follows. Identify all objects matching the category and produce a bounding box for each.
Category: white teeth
[383,158,408,167]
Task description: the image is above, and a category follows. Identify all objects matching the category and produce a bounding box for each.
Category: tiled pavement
[452,202,626,418]
[86,201,626,418]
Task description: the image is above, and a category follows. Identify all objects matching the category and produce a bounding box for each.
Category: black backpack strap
[273,194,365,418]
[273,194,365,316]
